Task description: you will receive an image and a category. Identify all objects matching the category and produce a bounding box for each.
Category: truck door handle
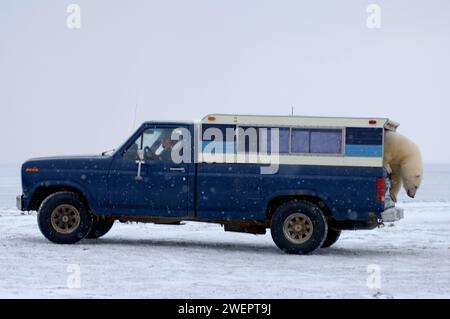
[169,167,185,172]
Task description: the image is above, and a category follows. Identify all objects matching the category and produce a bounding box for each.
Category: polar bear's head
[401,151,423,198]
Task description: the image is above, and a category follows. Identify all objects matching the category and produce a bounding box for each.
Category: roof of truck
[142,121,194,126]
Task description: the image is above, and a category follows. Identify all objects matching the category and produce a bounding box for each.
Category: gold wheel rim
[283,213,313,244]
[50,204,81,234]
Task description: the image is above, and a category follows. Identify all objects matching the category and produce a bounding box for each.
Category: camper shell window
[238,126,290,154]
[200,124,344,156]
[291,128,343,154]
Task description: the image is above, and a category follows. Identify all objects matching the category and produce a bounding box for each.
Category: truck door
[196,124,263,220]
[108,125,193,217]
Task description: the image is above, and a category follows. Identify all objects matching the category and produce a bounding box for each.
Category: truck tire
[321,229,341,248]
[85,217,114,239]
[270,200,328,254]
[37,192,93,244]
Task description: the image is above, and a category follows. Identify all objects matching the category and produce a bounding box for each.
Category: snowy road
[1,202,449,298]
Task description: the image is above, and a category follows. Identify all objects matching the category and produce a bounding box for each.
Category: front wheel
[270,200,328,254]
[37,192,93,244]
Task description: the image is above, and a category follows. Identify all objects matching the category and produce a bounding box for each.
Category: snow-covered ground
[0,163,449,298]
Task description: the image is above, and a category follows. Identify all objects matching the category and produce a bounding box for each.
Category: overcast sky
[1,0,450,164]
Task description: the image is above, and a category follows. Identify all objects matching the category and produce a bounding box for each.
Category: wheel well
[29,185,90,211]
[266,195,332,221]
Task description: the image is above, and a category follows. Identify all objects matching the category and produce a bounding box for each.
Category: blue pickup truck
[17,114,403,254]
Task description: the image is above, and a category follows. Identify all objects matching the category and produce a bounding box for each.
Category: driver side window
[123,128,176,161]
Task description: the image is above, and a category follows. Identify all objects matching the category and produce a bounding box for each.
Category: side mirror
[137,149,144,161]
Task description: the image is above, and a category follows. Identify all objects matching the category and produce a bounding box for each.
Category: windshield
[110,125,145,157]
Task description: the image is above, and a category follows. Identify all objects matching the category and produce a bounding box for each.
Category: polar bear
[383,131,423,201]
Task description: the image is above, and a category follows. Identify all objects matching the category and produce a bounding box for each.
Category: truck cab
[17,114,403,254]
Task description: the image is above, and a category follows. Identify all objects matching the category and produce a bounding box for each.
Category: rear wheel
[37,192,93,244]
[85,217,114,239]
[321,229,341,248]
[270,200,328,254]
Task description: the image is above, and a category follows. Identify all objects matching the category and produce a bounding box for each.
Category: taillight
[376,177,385,203]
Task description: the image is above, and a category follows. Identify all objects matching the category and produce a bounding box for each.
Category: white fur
[383,131,423,201]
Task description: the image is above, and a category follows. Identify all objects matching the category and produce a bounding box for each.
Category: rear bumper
[381,206,404,222]
[16,195,23,211]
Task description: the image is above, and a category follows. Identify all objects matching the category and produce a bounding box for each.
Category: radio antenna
[132,103,138,130]
[291,106,294,116]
